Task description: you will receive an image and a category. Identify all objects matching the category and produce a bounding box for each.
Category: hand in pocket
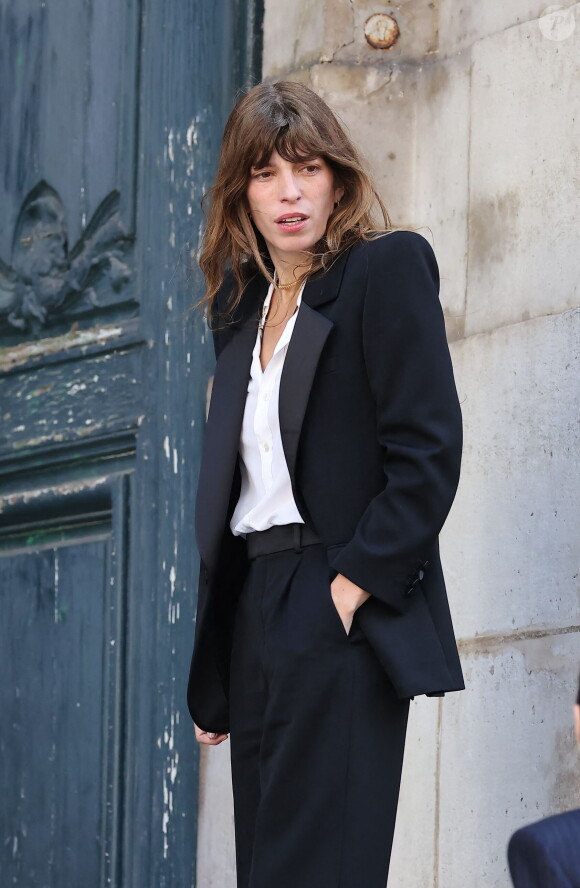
[330,572,371,635]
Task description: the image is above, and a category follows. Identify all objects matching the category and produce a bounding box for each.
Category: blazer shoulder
[349,231,439,284]
[353,230,440,300]
[363,229,438,264]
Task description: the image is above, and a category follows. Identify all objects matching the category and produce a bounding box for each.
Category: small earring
[334,199,341,209]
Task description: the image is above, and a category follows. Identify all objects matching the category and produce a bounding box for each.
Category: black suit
[188,229,464,735]
[188,230,465,887]
[508,810,580,887]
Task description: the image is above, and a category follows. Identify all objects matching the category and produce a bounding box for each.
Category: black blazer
[508,810,580,887]
[187,230,464,733]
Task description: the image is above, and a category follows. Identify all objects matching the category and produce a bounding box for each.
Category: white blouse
[230,280,306,537]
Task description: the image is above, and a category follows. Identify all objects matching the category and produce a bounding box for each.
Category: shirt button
[262,442,270,452]
[262,392,270,402]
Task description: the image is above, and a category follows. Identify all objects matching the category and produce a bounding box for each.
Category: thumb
[207,732,218,739]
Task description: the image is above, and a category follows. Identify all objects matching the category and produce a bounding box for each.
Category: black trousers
[228,541,410,888]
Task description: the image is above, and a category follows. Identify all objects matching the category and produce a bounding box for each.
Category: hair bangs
[252,115,328,171]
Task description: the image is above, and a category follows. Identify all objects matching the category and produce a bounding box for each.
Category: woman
[187,80,464,888]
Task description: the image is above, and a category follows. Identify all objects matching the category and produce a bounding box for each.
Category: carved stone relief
[0,182,134,336]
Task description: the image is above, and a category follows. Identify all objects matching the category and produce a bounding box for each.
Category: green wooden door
[0,1,262,884]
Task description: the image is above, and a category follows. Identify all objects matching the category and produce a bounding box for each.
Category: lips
[275,213,309,231]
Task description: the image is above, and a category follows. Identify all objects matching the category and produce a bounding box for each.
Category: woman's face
[246,149,344,270]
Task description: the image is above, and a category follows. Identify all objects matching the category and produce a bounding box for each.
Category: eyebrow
[250,161,272,171]
[251,154,320,171]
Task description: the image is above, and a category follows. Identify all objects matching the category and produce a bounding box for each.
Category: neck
[274,273,302,295]
[269,249,312,290]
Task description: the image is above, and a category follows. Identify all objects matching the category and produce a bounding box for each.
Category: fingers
[330,593,353,635]
[341,614,353,636]
[330,586,354,636]
[194,723,229,745]
[197,731,229,745]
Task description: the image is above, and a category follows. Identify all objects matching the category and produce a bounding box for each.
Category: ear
[334,183,345,205]
[574,704,580,747]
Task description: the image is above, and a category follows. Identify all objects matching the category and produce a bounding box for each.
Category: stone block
[263,0,322,76]
[263,0,354,76]
[413,52,472,339]
[264,0,442,73]
[466,14,580,335]
[196,743,236,887]
[389,696,440,886]
[438,0,578,58]
[441,310,580,641]
[335,0,439,65]
[438,632,580,887]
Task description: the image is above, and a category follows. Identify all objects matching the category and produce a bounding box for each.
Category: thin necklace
[275,276,300,291]
[273,268,310,290]
[261,285,300,330]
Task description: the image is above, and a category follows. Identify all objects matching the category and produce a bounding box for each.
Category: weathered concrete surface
[263,0,354,75]
[264,0,579,69]
[413,51,472,339]
[337,0,439,64]
[196,744,236,887]
[466,14,580,335]
[438,0,578,57]
[442,309,580,640]
[439,632,580,887]
[389,697,440,886]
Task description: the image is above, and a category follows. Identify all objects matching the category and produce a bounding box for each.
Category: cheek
[246,192,268,233]
[315,196,335,232]
[245,183,264,217]
[316,184,336,218]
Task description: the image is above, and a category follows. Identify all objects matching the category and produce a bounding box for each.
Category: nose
[278,168,301,203]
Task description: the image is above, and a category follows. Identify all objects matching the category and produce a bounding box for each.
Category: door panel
[0,474,129,886]
[0,0,262,883]
[0,0,139,265]
[1,542,112,885]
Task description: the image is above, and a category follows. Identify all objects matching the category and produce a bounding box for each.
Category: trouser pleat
[229,543,409,888]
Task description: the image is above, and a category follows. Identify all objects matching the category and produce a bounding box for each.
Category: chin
[274,235,321,255]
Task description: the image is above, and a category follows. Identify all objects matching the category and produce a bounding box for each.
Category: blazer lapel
[278,302,332,515]
[196,246,352,570]
[194,279,265,573]
[279,247,352,509]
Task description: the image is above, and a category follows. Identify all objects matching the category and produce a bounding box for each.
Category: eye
[302,163,320,174]
[252,169,272,180]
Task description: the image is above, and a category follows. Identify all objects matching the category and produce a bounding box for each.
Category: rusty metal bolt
[364,13,400,49]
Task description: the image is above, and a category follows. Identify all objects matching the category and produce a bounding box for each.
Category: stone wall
[197,3,580,885]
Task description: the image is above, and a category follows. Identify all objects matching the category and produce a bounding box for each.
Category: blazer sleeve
[330,231,463,613]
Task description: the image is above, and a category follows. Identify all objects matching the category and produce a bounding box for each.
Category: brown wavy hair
[197,80,393,323]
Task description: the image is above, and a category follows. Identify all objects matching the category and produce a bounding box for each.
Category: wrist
[331,573,371,612]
